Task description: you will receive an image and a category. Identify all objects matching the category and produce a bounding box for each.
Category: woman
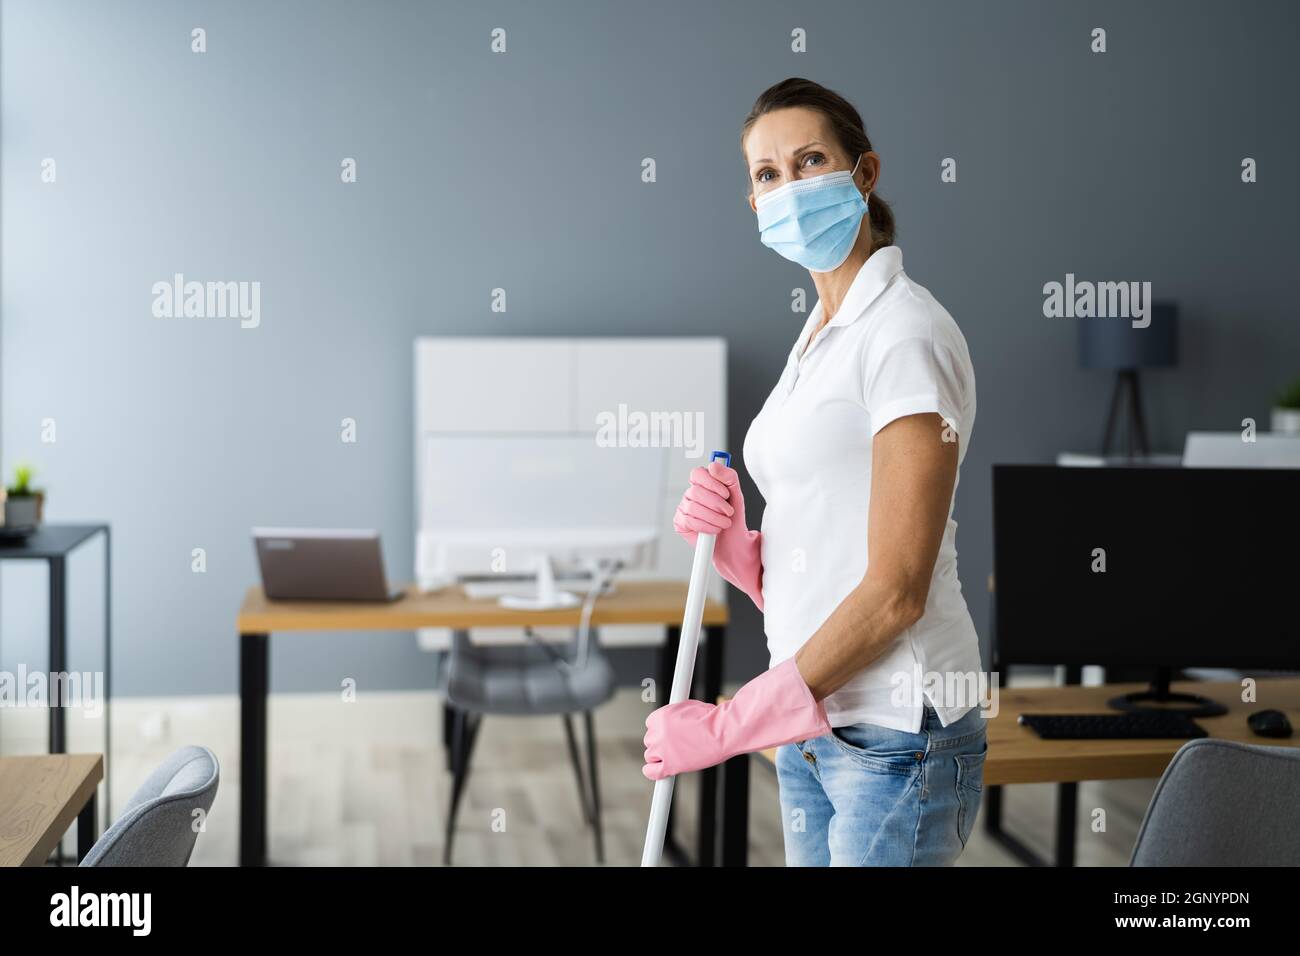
[643,77,987,866]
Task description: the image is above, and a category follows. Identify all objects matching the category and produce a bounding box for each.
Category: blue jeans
[776,704,988,866]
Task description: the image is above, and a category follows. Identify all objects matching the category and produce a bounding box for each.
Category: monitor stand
[498,553,580,610]
[1108,667,1228,718]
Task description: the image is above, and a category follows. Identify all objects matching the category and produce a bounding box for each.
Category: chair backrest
[80,745,220,867]
[1131,738,1300,866]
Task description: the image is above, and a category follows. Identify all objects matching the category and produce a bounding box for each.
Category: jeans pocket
[954,741,988,847]
[830,724,926,776]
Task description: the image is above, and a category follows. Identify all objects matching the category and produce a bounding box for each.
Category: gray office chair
[1131,737,1300,866]
[442,627,615,865]
[80,745,220,867]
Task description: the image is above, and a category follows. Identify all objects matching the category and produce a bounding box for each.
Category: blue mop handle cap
[710,450,731,468]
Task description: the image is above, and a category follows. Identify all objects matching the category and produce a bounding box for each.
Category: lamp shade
[1078,300,1179,370]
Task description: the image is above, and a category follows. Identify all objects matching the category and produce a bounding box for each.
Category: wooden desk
[717,679,1300,866]
[984,679,1300,785]
[0,754,103,866]
[237,581,728,867]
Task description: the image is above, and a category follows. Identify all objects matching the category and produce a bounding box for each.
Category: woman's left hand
[642,658,830,780]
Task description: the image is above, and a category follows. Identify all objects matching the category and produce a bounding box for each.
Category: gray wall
[3,0,1298,696]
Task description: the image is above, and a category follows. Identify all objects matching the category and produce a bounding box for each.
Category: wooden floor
[2,689,1154,866]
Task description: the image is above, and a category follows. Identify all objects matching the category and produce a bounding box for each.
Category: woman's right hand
[672,459,738,545]
[672,459,765,611]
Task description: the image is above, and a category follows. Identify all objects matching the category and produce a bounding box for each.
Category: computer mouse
[1247,709,1293,739]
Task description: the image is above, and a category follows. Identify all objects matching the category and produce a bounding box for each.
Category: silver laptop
[253,528,403,602]
[1183,431,1300,468]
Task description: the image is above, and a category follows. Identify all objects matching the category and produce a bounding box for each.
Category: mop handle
[641,450,730,867]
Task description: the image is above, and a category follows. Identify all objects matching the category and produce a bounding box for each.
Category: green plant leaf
[1277,379,1300,410]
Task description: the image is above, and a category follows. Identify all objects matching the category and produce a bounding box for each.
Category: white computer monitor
[417,434,670,606]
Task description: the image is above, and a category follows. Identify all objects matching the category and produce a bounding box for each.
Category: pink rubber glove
[672,459,765,610]
[642,658,831,780]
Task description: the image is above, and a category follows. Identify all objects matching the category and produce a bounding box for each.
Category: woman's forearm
[793,573,926,701]
[790,414,957,702]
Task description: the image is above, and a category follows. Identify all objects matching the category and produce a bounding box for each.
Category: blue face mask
[755,157,868,273]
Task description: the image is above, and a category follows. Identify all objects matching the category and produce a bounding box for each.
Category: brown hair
[741,77,895,249]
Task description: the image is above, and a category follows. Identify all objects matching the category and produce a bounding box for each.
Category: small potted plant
[1273,379,1300,436]
[3,464,44,529]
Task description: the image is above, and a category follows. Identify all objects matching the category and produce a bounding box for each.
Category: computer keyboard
[1018,711,1209,740]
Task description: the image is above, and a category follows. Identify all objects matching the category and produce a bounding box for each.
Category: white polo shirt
[742,245,982,733]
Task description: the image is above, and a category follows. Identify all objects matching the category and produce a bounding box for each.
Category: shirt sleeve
[863,332,967,437]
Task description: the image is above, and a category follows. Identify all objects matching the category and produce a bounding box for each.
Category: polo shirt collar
[826,245,904,330]
[789,246,906,362]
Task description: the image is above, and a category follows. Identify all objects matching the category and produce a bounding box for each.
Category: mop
[640,450,729,867]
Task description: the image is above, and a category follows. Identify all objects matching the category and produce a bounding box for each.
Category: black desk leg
[1055,782,1078,867]
[658,625,680,708]
[49,557,67,754]
[983,664,1082,867]
[696,624,725,867]
[984,781,1002,832]
[240,632,269,866]
[983,784,1047,866]
[983,781,1077,866]
[720,753,750,866]
[77,797,97,863]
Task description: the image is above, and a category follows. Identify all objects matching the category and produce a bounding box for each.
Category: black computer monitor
[992,464,1300,715]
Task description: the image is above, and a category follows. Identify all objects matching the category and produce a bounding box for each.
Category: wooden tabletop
[744,678,1300,785]
[0,754,103,867]
[238,579,729,633]
[983,678,1300,786]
